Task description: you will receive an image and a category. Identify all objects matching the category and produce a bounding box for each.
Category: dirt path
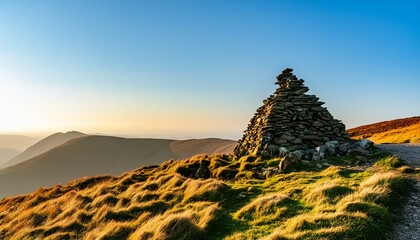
[377,144,420,168]
[377,144,420,240]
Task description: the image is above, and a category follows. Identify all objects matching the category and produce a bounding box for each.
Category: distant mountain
[0,134,39,151]
[0,131,86,169]
[0,136,236,198]
[0,148,21,165]
[169,138,237,158]
[347,116,420,144]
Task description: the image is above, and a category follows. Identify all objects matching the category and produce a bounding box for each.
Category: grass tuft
[0,153,412,239]
[234,193,291,220]
[153,211,201,240]
[374,155,405,170]
[304,182,353,205]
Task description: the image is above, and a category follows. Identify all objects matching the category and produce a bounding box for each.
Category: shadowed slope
[0,135,39,151]
[170,138,237,158]
[0,131,86,169]
[0,148,21,165]
[347,117,420,143]
[0,136,235,198]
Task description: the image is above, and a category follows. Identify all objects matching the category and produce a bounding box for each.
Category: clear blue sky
[0,0,419,139]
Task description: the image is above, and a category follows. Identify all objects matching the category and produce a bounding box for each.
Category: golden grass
[349,120,420,143]
[234,193,290,220]
[0,164,226,239]
[129,202,219,240]
[182,178,227,203]
[303,181,353,205]
[260,171,404,239]
[0,154,410,239]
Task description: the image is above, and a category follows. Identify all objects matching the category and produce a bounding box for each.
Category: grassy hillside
[0,152,414,239]
[0,131,86,169]
[348,116,420,143]
[0,136,236,198]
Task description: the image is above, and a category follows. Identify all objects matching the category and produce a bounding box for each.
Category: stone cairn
[234,68,371,169]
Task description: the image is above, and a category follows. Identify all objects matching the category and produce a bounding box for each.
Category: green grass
[0,154,412,239]
[374,155,405,170]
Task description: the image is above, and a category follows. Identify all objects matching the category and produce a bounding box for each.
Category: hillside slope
[0,134,39,151]
[0,153,410,239]
[347,116,420,143]
[0,136,236,198]
[0,131,86,169]
[0,148,21,165]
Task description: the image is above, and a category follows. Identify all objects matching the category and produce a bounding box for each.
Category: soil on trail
[377,144,420,240]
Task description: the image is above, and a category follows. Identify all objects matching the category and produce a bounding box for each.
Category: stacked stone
[234,68,349,158]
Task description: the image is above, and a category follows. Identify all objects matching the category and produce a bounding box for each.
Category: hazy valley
[0,135,40,165]
[0,69,418,239]
[0,133,235,198]
[1,0,419,238]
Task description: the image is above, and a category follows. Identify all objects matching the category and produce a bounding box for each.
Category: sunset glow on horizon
[0,0,419,139]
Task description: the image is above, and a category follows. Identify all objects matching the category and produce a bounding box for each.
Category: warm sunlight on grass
[0,153,412,239]
[348,117,420,144]
[367,122,420,143]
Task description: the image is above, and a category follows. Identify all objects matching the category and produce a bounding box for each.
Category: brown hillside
[0,135,39,151]
[0,131,86,169]
[347,116,420,143]
[0,148,21,165]
[0,153,408,239]
[0,136,235,198]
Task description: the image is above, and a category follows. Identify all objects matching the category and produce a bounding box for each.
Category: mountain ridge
[0,148,21,165]
[0,131,86,169]
[0,134,39,151]
[0,135,236,198]
[347,116,420,143]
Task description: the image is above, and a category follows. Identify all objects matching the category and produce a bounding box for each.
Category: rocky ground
[377,144,420,240]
